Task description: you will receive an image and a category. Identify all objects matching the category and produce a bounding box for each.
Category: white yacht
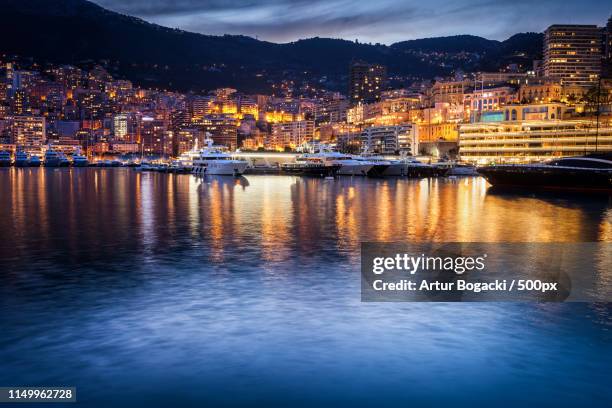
[192,139,248,176]
[176,140,201,171]
[301,150,373,176]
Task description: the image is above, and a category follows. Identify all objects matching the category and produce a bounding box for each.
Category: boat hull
[366,164,390,177]
[193,161,249,176]
[44,159,62,167]
[336,163,373,176]
[478,167,612,192]
[281,164,341,177]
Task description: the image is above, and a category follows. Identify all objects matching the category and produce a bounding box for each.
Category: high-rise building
[112,114,129,141]
[543,24,603,88]
[348,61,386,105]
[604,16,612,78]
[11,116,46,147]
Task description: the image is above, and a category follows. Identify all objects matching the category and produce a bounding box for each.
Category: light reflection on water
[0,168,610,407]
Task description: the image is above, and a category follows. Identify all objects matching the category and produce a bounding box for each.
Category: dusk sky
[93,0,610,44]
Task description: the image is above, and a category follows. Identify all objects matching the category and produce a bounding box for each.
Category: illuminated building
[431,80,471,105]
[417,123,458,142]
[349,61,386,105]
[191,96,214,120]
[544,24,603,88]
[518,80,563,103]
[11,116,45,147]
[140,116,171,156]
[202,115,238,149]
[459,119,612,164]
[264,110,303,123]
[11,90,30,115]
[463,86,515,114]
[267,120,314,150]
[113,114,129,141]
[502,103,569,121]
[315,98,348,124]
[51,65,84,90]
[605,16,612,77]
[361,124,418,155]
[175,128,202,155]
[111,143,140,154]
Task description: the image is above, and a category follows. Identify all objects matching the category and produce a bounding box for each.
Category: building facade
[348,61,386,106]
[544,25,603,88]
[459,120,612,163]
[361,124,418,155]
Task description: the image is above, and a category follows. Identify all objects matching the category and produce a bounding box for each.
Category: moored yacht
[281,156,341,177]
[0,151,11,167]
[301,150,373,176]
[477,154,612,192]
[29,155,41,167]
[44,148,62,167]
[58,152,71,167]
[192,139,249,176]
[72,153,89,167]
[14,151,30,167]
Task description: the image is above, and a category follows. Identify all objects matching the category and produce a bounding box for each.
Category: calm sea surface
[0,168,611,407]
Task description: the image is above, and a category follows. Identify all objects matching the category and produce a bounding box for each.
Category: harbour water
[0,168,610,407]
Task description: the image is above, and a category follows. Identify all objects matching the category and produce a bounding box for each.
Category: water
[0,168,610,407]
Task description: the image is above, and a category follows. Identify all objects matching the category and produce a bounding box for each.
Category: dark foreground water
[0,168,611,407]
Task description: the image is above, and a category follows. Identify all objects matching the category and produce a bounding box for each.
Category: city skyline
[92,0,610,43]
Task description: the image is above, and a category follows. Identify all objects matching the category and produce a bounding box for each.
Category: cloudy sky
[93,0,610,44]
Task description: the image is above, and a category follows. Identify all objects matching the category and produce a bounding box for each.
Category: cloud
[92,0,610,43]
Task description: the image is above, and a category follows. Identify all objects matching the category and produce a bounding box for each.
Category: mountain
[0,0,543,93]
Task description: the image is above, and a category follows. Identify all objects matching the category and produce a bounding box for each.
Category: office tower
[543,24,603,88]
[113,114,129,141]
[348,61,386,105]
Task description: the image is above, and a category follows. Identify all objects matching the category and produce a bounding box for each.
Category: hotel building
[543,24,603,88]
[459,119,612,164]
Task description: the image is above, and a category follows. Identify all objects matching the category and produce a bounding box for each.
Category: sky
[93,0,610,44]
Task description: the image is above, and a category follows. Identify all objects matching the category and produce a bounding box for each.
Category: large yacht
[0,151,11,167]
[44,148,62,167]
[478,154,612,192]
[192,139,249,176]
[14,151,30,167]
[300,150,373,176]
[281,156,341,177]
[354,154,446,177]
[71,150,89,167]
[29,155,41,167]
[175,140,201,171]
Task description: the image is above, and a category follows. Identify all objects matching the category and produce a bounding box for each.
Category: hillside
[0,0,543,93]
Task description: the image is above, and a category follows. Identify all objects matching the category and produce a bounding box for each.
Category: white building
[459,119,612,164]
